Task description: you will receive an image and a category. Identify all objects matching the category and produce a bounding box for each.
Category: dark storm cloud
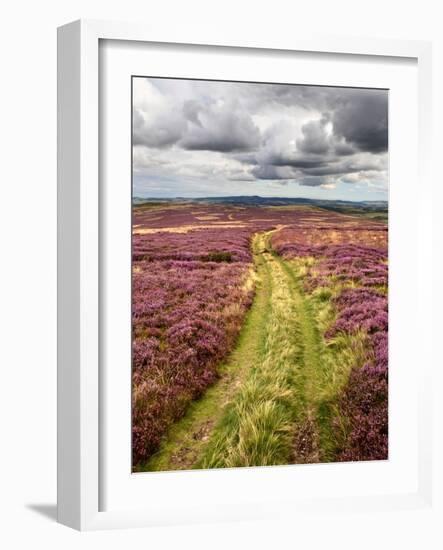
[294,114,357,158]
[250,152,384,184]
[332,91,388,153]
[251,164,296,180]
[265,86,388,154]
[243,84,344,112]
[231,152,260,165]
[271,155,330,169]
[247,88,388,186]
[256,86,388,155]
[133,78,388,195]
[299,158,380,177]
[296,118,331,155]
[179,99,261,152]
[132,107,187,148]
[333,140,356,156]
[182,100,201,126]
[133,92,261,153]
[296,175,331,187]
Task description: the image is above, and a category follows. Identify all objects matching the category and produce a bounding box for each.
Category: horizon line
[132,195,388,203]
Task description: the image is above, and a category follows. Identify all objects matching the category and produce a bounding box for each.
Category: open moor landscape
[131,199,388,471]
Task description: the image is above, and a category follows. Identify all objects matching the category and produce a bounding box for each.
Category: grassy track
[277,256,337,462]
[197,234,306,468]
[139,230,356,471]
[197,233,335,468]
[140,234,273,471]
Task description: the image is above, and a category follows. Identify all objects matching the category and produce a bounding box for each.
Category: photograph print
[131,77,388,472]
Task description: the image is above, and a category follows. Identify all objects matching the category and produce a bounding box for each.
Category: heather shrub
[336,364,388,461]
[132,203,389,466]
[132,227,255,466]
[325,283,388,461]
[272,219,388,462]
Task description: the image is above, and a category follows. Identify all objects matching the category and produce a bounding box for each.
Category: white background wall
[0,1,441,548]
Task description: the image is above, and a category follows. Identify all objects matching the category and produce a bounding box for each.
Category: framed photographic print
[57,20,433,530]
[130,77,390,473]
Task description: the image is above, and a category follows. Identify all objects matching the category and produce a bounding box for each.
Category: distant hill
[133,195,388,214]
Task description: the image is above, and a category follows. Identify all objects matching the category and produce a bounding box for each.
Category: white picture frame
[57,19,433,531]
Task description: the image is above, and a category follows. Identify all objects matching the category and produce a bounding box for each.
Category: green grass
[284,256,372,459]
[139,230,373,471]
[273,251,338,462]
[138,235,273,472]
[197,236,306,468]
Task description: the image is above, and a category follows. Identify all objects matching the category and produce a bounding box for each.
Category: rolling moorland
[132,198,388,471]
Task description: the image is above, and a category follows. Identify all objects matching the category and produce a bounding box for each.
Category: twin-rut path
[142,231,334,471]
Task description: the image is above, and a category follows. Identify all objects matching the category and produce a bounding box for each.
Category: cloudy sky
[132,77,388,201]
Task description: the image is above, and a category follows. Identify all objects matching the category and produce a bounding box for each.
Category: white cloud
[132,77,388,200]
[320,183,337,190]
